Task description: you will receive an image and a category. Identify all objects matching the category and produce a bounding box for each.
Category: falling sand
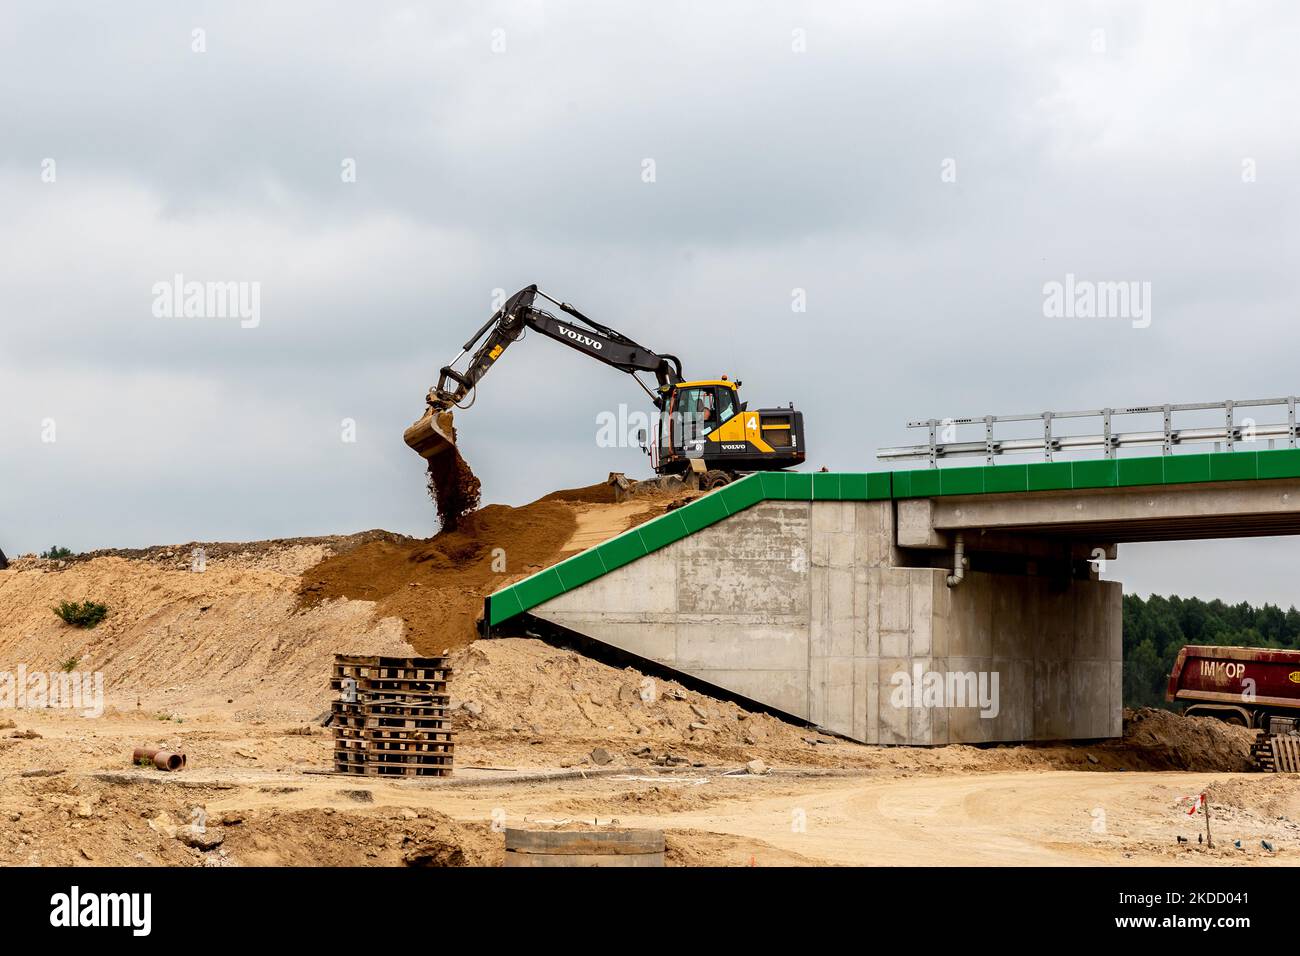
[425,426,481,532]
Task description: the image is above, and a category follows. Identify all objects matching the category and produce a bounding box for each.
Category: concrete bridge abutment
[526,498,1122,745]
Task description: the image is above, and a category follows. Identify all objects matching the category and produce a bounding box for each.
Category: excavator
[403,285,806,490]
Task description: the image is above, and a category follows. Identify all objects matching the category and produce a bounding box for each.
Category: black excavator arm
[429,285,685,412]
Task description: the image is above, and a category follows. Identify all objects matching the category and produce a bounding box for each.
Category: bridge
[485,446,1300,746]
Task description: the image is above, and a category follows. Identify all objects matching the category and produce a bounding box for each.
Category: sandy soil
[0,492,1289,867]
[1,706,1293,867]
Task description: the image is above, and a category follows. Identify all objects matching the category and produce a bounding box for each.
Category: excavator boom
[405,285,683,459]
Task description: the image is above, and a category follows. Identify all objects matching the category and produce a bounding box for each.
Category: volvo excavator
[403,285,805,490]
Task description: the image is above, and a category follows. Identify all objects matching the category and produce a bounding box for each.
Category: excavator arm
[405,284,685,459]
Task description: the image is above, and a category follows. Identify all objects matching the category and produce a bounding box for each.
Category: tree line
[1123,594,1300,709]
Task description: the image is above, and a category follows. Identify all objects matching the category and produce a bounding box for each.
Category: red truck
[1167,645,1300,730]
[1167,645,1300,770]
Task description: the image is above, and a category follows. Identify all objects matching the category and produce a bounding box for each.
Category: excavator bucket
[403,407,457,459]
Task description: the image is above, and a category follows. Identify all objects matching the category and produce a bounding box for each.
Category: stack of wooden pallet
[331,655,454,777]
[1251,733,1300,773]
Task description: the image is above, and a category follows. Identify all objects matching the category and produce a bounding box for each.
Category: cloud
[1,1,1299,607]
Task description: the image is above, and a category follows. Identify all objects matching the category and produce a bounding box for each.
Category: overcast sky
[2,1,1299,606]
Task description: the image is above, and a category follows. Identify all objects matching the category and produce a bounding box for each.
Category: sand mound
[539,482,619,504]
[447,639,811,749]
[297,487,677,655]
[0,555,411,718]
[298,501,578,654]
[1117,707,1257,772]
[0,485,670,721]
[1205,774,1300,818]
[56,530,399,575]
[446,637,859,768]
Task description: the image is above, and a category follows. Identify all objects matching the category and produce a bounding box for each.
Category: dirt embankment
[45,531,399,575]
[1117,707,1259,773]
[297,501,577,654]
[440,639,1264,775]
[0,482,669,717]
[0,554,412,718]
[296,483,669,654]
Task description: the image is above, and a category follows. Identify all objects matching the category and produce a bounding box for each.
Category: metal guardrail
[877,397,1300,468]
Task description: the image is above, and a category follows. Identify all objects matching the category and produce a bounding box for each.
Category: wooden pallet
[331,711,452,732]
[332,699,451,717]
[332,708,449,729]
[334,739,454,757]
[334,654,452,670]
[331,678,451,696]
[330,689,451,707]
[334,743,453,759]
[334,726,454,743]
[332,656,453,683]
[1251,735,1273,771]
[363,761,453,778]
[333,751,455,777]
[1255,733,1300,773]
[337,750,455,777]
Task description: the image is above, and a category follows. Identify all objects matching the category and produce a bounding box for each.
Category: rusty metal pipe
[133,747,186,771]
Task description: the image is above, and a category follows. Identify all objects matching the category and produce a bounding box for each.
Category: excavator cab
[657,379,804,482]
[666,381,737,454]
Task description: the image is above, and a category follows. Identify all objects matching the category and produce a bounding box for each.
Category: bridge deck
[486,447,1300,628]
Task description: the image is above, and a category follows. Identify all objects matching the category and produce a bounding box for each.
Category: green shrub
[40,546,74,560]
[53,600,108,628]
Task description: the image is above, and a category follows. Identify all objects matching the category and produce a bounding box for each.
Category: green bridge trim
[486,447,1300,627]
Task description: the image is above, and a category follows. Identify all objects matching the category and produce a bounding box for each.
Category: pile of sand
[298,501,577,654]
[297,484,667,654]
[0,484,666,718]
[0,555,411,717]
[1205,774,1300,820]
[1117,707,1258,772]
[446,637,843,766]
